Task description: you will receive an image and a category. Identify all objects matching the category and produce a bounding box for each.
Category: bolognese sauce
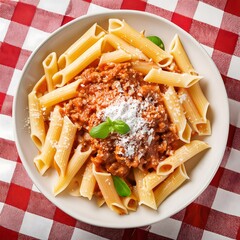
[60,62,179,178]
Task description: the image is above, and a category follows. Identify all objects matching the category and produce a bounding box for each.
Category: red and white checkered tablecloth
[0,0,239,239]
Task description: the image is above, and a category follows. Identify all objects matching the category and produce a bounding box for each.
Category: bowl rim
[13,9,229,228]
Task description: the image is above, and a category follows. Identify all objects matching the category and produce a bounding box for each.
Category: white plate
[13,10,229,228]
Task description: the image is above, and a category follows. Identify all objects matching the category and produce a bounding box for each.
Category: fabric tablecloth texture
[0,0,239,239]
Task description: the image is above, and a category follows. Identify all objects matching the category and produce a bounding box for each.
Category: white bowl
[13,10,229,228]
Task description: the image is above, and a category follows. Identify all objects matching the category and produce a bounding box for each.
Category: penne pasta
[39,78,81,108]
[154,164,189,207]
[80,161,96,200]
[28,91,46,151]
[53,37,105,87]
[58,23,106,69]
[121,193,138,212]
[42,52,58,92]
[108,19,172,66]
[163,86,192,143]
[34,106,63,175]
[54,116,77,176]
[131,60,159,75]
[144,68,202,88]
[93,165,128,215]
[133,168,157,210]
[143,171,168,190]
[99,49,132,65]
[178,88,211,135]
[105,33,149,61]
[169,34,197,75]
[156,140,210,176]
[54,145,92,195]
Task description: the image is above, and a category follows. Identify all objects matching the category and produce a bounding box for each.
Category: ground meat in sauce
[60,62,179,178]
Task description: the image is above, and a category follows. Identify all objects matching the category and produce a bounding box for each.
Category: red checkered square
[232,127,240,151]
[205,209,239,238]
[171,208,186,221]
[121,0,146,11]
[145,4,173,21]
[0,43,21,69]
[212,49,232,75]
[5,183,31,211]
[0,94,13,117]
[171,13,193,32]
[31,8,63,33]
[175,0,198,17]
[0,92,6,111]
[214,29,238,55]
[177,223,204,239]
[194,185,218,208]
[222,75,240,102]
[53,208,77,227]
[61,16,75,26]
[0,1,17,20]
[227,124,237,148]
[210,167,224,187]
[0,64,14,93]
[76,220,125,239]
[11,2,36,26]
[0,181,10,202]
[15,49,32,70]
[11,163,33,189]
[224,0,240,17]
[48,222,74,240]
[65,0,90,18]
[0,138,18,161]
[27,191,56,219]
[183,202,211,229]
[221,12,240,35]
[91,0,123,9]
[0,205,25,232]
[219,169,240,194]
[220,148,231,167]
[19,0,40,6]
[189,20,219,47]
[4,21,29,48]
[0,226,18,240]
[234,37,240,57]
[201,0,228,10]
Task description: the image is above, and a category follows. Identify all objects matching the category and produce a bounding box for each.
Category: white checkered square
[0,202,3,215]
[225,148,240,173]
[150,217,181,239]
[32,184,41,193]
[22,27,50,52]
[0,114,14,141]
[7,69,22,96]
[212,188,240,217]
[193,2,224,28]
[147,0,178,12]
[71,228,108,240]
[202,230,233,240]
[0,158,16,183]
[201,44,214,57]
[0,18,11,42]
[37,0,70,15]
[228,99,240,128]
[87,3,110,14]
[20,212,53,239]
[227,55,240,80]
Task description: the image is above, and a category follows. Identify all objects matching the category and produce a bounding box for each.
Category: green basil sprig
[147,36,165,50]
[89,117,130,139]
[112,176,131,197]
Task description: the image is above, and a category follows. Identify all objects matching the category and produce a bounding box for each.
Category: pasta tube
[156,140,210,176]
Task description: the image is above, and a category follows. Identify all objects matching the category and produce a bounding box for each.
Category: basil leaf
[112,176,131,197]
[147,36,165,50]
[89,122,111,139]
[113,120,130,135]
